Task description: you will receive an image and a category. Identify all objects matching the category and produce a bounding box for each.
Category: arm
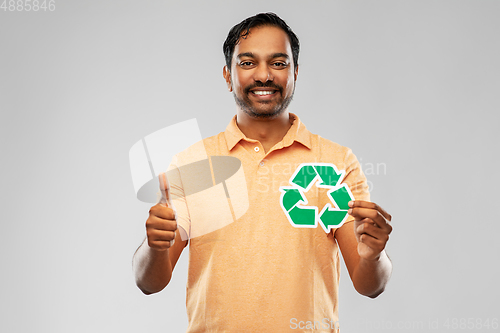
[335,200,393,298]
[133,227,187,295]
[132,173,188,295]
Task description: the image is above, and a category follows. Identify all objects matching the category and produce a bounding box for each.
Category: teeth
[252,90,274,95]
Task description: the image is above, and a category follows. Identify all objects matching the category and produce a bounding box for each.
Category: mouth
[249,89,279,98]
[252,90,276,95]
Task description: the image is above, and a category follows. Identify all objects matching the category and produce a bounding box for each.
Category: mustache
[244,82,283,94]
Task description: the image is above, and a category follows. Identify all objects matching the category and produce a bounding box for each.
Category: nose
[253,64,273,83]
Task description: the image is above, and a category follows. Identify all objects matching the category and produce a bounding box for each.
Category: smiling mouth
[250,90,277,96]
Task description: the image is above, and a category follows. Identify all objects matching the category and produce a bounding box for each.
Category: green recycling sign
[279,163,354,233]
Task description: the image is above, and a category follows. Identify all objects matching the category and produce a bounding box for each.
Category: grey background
[1,0,499,332]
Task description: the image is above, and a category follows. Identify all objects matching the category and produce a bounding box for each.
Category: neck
[236,110,293,153]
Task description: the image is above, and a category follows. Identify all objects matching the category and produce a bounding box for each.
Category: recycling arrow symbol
[279,163,355,232]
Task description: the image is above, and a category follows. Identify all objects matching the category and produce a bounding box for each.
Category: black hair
[223,12,300,72]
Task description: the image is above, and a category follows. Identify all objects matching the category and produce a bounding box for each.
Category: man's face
[223,25,298,119]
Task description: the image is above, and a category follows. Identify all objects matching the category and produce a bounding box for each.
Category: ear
[294,65,299,82]
[223,66,232,92]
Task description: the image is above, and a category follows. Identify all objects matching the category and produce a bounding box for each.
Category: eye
[271,62,288,69]
[239,61,254,68]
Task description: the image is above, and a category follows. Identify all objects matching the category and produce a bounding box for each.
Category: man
[133,13,392,332]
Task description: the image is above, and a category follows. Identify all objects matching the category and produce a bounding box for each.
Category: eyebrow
[236,52,290,61]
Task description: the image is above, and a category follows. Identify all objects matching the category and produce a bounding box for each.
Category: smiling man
[133,13,393,332]
[222,23,298,154]
[224,25,297,120]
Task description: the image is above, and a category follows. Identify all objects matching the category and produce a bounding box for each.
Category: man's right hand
[145,173,177,251]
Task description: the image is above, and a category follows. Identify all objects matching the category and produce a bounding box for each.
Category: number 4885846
[443,318,498,330]
[1,0,56,11]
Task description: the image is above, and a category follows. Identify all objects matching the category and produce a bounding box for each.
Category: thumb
[158,172,171,207]
[159,172,177,247]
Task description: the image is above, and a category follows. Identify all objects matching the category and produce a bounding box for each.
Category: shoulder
[203,131,228,151]
[315,134,350,153]
[310,134,354,165]
[174,131,227,165]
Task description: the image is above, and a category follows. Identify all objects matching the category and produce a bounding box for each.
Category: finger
[147,215,177,231]
[359,233,387,253]
[348,200,392,222]
[148,239,175,250]
[158,172,171,208]
[349,207,391,231]
[354,217,377,228]
[147,229,176,244]
[356,222,390,242]
[149,205,176,221]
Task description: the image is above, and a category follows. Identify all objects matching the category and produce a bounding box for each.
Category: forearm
[132,238,173,295]
[351,250,392,298]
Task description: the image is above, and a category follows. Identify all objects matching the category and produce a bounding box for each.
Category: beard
[233,82,295,119]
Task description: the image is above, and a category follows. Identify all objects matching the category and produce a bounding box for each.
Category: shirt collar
[224,112,312,151]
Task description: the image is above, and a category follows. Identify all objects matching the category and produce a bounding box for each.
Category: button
[259,161,265,167]
[254,146,260,152]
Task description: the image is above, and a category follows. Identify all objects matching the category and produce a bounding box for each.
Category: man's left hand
[348,201,392,261]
